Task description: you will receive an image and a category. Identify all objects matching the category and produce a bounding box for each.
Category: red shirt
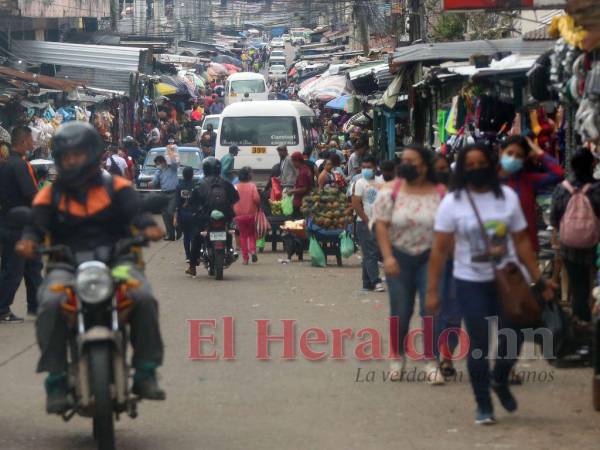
[293,164,312,208]
[503,153,563,251]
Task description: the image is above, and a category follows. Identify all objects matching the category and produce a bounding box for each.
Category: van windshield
[230,80,265,94]
[220,117,299,146]
[202,117,220,130]
[144,150,201,169]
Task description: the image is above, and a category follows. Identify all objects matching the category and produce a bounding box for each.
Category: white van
[224,72,268,106]
[215,101,318,184]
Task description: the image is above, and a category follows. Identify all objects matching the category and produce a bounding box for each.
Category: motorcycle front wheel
[90,343,115,450]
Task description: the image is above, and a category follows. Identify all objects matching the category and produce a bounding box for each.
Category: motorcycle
[200,209,237,280]
[8,195,166,450]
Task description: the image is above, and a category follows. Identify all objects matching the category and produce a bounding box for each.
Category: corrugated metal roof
[11,40,147,73]
[56,66,132,93]
[391,38,554,67]
[347,62,389,81]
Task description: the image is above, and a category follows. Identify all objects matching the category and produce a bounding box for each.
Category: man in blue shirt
[151,149,179,240]
[220,145,239,182]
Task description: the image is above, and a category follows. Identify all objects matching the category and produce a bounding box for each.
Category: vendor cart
[307,219,350,267]
[263,215,287,252]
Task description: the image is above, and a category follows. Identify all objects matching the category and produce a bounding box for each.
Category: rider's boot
[132,362,166,400]
[45,372,69,414]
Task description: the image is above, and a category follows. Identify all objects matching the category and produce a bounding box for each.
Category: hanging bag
[340,231,354,258]
[255,208,270,239]
[309,236,326,267]
[281,194,294,216]
[466,190,542,326]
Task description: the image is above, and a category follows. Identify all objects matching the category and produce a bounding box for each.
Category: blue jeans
[386,248,434,357]
[436,260,462,358]
[178,209,196,261]
[0,227,43,315]
[455,278,524,409]
[356,221,380,289]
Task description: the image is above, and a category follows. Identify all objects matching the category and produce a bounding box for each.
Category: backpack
[108,156,123,176]
[205,178,229,213]
[559,180,600,248]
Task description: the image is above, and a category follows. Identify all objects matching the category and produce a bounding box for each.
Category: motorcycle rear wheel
[90,344,115,450]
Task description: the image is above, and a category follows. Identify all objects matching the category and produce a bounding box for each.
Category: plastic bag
[340,232,354,258]
[270,177,282,201]
[282,194,294,216]
[256,237,266,250]
[309,236,326,267]
[255,209,270,239]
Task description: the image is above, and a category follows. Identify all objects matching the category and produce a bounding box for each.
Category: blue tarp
[325,95,352,110]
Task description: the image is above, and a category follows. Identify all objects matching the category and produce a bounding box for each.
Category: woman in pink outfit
[234,167,261,264]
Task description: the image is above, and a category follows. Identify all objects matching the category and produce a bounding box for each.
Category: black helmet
[202,156,221,177]
[51,121,104,188]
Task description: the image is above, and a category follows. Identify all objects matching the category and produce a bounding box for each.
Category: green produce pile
[301,186,353,230]
[269,200,283,216]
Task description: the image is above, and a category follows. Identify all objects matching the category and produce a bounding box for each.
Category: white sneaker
[374,282,385,292]
[389,358,406,381]
[425,362,445,385]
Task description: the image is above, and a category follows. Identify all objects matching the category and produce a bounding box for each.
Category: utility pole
[354,0,369,55]
[110,0,119,32]
[408,0,426,42]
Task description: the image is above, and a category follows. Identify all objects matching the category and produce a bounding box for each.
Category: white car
[270,39,285,48]
[268,64,287,81]
[270,49,286,59]
[269,56,287,67]
[291,36,306,46]
[281,34,291,42]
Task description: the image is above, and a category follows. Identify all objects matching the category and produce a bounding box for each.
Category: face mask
[465,167,493,188]
[397,164,418,182]
[383,173,394,182]
[500,155,524,174]
[361,168,374,180]
[435,171,450,185]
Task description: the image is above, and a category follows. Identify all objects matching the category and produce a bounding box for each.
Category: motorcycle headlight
[75,261,113,304]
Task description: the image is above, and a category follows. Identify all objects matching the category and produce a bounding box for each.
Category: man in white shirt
[277,145,297,189]
[352,155,384,292]
[105,146,128,176]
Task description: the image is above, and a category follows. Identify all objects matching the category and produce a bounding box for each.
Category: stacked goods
[282,220,305,231]
[301,186,353,230]
[269,200,283,216]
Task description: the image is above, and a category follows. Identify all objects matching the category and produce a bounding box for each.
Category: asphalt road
[1,239,600,450]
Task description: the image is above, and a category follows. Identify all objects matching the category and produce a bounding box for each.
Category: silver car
[136,147,203,191]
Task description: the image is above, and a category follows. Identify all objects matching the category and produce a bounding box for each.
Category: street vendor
[287,151,312,219]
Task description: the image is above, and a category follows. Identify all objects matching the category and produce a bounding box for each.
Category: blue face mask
[500,155,523,174]
[361,168,374,180]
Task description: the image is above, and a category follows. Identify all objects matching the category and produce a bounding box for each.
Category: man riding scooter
[186,157,239,277]
[15,122,166,413]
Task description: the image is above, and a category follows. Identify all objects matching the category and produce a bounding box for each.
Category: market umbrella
[299,74,351,102]
[208,62,229,76]
[155,82,178,96]
[212,54,243,68]
[325,95,352,110]
[222,63,240,74]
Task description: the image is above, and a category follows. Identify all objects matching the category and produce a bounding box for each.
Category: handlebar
[37,235,149,265]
